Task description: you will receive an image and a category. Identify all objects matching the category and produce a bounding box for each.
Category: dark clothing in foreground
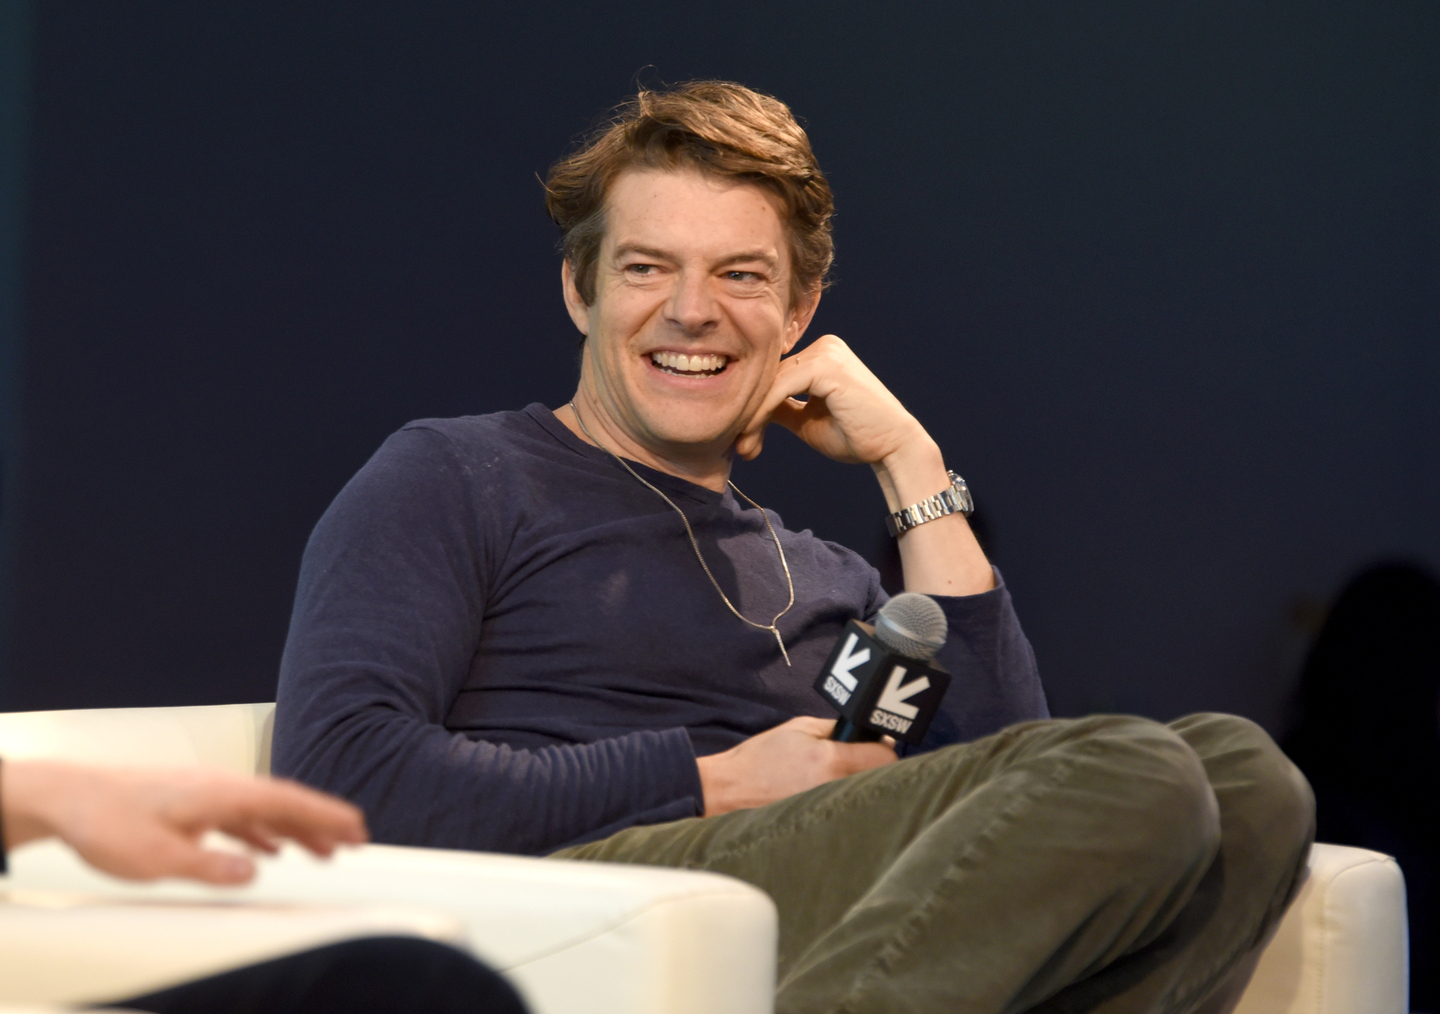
[274,404,1047,855]
[113,936,527,1014]
[558,713,1315,1014]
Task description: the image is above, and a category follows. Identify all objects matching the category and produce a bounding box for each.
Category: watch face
[949,473,974,515]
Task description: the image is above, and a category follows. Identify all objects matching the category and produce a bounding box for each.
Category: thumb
[736,400,808,460]
[784,716,837,739]
[735,425,767,461]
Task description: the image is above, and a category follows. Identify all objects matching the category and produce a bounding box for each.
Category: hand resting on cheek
[734,334,929,468]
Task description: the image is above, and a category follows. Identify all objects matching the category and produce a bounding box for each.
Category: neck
[559,395,733,493]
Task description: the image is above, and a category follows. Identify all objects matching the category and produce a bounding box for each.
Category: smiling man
[274,82,1313,1014]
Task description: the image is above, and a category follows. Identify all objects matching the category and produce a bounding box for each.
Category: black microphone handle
[831,717,884,743]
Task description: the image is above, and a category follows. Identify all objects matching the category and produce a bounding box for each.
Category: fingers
[735,356,824,460]
[202,777,368,857]
[781,716,896,777]
[763,397,817,442]
[736,334,916,466]
[739,336,850,440]
[158,844,257,886]
[778,715,839,738]
[22,764,367,887]
[775,716,897,771]
[843,740,900,771]
[222,821,282,855]
[68,818,259,885]
[783,714,896,775]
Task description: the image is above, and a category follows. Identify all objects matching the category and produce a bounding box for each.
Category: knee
[1172,713,1316,859]
[1063,715,1222,875]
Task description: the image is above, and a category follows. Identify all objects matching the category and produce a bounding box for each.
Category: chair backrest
[0,703,276,776]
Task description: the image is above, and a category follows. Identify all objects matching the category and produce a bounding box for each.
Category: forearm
[912,574,1048,753]
[871,430,994,598]
[274,698,704,855]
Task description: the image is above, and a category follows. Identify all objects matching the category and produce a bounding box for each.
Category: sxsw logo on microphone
[813,619,951,745]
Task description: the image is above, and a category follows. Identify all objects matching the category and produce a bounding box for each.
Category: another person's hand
[1,760,367,885]
[695,716,897,816]
[734,334,933,468]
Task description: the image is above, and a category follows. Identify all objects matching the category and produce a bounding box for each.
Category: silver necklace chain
[569,402,795,666]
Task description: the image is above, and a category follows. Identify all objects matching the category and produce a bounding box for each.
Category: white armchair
[0,704,1409,1014]
[0,704,774,1014]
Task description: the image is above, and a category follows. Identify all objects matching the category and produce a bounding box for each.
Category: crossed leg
[556,714,1314,1014]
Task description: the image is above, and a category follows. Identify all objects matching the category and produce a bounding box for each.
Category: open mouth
[650,351,729,377]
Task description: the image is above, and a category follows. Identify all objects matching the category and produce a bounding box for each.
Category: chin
[642,411,738,450]
[654,425,734,450]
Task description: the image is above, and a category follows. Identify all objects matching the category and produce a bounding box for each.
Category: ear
[561,260,591,336]
[781,285,822,355]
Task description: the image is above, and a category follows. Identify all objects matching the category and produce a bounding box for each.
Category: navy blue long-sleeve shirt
[273,404,1048,855]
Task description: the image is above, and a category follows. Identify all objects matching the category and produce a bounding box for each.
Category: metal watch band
[885,471,974,538]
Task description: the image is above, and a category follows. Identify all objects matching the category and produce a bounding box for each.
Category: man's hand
[695,716,897,816]
[735,334,995,598]
[1,760,367,885]
[735,334,928,467]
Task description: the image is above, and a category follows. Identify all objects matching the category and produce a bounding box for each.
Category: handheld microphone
[814,592,951,744]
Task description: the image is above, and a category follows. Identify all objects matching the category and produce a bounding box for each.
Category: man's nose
[664,271,719,335]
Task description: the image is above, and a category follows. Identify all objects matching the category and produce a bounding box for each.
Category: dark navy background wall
[3,3,1436,731]
[0,0,31,702]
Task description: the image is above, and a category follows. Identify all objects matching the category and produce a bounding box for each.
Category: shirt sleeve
[272,426,704,856]
[908,568,1050,754]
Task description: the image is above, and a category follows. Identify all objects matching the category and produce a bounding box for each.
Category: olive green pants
[555,714,1314,1014]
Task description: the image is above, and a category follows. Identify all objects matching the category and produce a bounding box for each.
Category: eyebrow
[612,243,676,263]
[714,250,781,272]
[612,244,781,273]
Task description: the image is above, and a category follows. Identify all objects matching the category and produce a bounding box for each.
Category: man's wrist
[871,435,947,514]
[886,472,973,538]
[694,753,734,817]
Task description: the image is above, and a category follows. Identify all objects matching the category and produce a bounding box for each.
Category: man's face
[564,168,817,461]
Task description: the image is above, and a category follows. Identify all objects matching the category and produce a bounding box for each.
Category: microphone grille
[873,592,948,660]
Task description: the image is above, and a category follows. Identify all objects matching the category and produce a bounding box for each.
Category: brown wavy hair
[544,81,834,310]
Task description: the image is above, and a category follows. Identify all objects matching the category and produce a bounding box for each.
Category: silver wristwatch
[885,471,974,537]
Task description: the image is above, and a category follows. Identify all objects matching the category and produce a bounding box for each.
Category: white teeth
[651,351,727,374]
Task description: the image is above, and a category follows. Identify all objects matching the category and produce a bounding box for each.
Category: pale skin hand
[736,332,995,599]
[1,760,368,885]
[695,717,898,816]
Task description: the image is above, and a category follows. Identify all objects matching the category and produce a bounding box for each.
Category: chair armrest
[4,839,779,1014]
[1233,842,1408,1014]
[0,888,465,1006]
[0,1006,146,1013]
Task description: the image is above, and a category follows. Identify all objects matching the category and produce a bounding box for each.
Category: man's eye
[625,263,655,275]
[726,270,762,282]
